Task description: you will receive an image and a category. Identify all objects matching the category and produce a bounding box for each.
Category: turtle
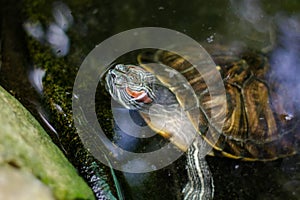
[104,45,300,199]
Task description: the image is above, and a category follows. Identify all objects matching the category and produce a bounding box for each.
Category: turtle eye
[114,75,127,86]
[110,73,116,79]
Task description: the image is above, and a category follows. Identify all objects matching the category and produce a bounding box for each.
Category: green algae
[22,0,120,198]
[0,85,95,200]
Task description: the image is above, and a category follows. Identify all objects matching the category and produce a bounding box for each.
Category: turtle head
[105,64,157,109]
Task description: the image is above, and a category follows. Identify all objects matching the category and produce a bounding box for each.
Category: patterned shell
[137,45,300,161]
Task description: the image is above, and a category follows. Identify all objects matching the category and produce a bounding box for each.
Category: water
[1,0,300,199]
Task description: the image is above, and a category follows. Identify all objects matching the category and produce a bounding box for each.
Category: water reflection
[52,1,73,31]
[230,0,270,33]
[23,21,45,42]
[28,68,45,94]
[229,0,274,51]
[270,15,300,110]
[23,1,73,57]
[230,0,300,111]
[46,23,70,56]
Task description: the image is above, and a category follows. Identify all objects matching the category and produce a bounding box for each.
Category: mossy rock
[0,85,95,200]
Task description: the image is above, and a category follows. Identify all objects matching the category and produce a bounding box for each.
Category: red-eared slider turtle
[105,45,300,199]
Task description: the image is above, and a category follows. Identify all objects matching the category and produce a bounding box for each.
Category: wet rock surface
[0,85,94,200]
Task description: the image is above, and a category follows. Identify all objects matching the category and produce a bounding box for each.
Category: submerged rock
[0,165,54,200]
[0,85,95,200]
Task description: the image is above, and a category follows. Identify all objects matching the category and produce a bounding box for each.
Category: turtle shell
[137,45,300,161]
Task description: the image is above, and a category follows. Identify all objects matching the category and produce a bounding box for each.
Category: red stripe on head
[125,87,153,103]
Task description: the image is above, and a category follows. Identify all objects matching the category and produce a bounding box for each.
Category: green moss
[0,85,95,200]
[25,35,117,198]
[22,0,119,199]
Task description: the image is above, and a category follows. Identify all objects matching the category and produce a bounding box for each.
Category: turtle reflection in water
[105,45,300,199]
